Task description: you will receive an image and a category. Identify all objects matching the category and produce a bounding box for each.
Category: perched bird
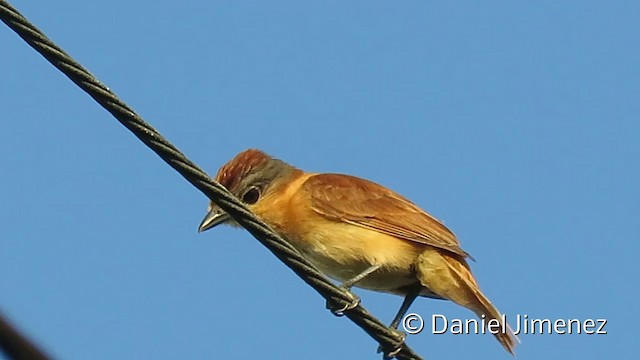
[199,149,518,354]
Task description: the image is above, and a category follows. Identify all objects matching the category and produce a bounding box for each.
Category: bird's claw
[376,329,406,359]
[326,291,361,317]
[379,346,403,360]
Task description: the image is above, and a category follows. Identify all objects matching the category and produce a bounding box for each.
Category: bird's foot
[326,288,361,317]
[376,329,406,359]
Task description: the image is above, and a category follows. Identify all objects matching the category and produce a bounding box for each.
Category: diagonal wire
[0,312,51,360]
[0,1,423,359]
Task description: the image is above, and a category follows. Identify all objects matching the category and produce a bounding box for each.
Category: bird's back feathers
[304,173,473,259]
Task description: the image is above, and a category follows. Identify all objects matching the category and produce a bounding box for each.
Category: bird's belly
[287,222,424,294]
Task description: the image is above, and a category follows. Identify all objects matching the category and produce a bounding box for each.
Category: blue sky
[1,1,637,359]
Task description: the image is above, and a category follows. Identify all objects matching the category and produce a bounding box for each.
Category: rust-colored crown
[215,149,272,192]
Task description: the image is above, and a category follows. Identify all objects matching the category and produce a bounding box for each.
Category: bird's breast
[290,221,422,293]
[254,175,424,293]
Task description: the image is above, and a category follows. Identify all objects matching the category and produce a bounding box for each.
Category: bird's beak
[198,208,231,233]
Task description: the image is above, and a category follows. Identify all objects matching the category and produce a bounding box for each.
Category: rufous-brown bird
[199,149,518,354]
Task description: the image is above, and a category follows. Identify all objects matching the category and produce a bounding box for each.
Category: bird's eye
[242,186,260,204]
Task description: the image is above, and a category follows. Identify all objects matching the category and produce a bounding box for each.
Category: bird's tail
[416,250,519,355]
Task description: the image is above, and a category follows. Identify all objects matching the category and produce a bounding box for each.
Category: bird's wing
[305,173,473,259]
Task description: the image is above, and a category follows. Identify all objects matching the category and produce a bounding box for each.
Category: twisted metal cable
[0,1,423,359]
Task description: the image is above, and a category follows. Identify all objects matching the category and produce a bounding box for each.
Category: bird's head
[198,149,298,232]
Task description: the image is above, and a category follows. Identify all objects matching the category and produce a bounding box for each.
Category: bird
[198,149,518,354]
